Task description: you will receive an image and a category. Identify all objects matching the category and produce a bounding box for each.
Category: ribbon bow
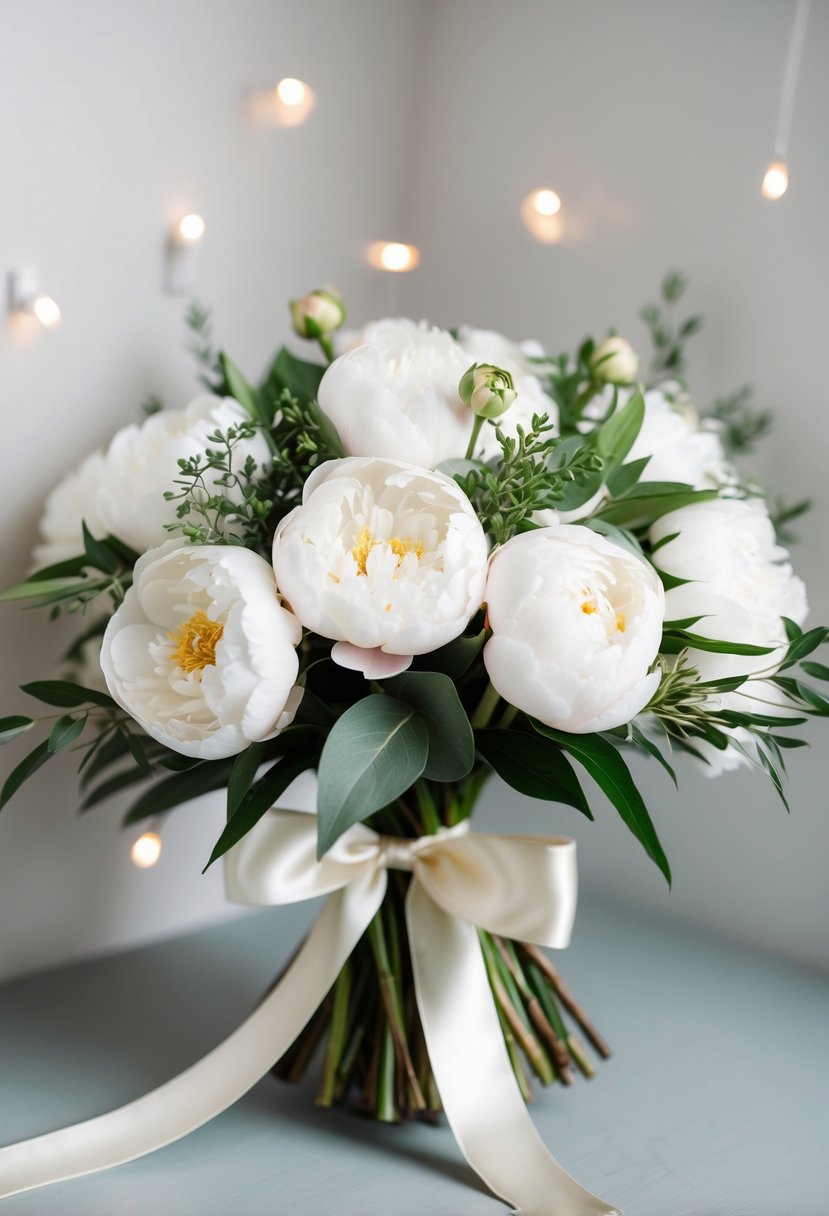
[0,811,619,1215]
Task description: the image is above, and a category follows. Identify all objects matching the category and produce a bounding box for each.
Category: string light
[761,0,811,202]
[367,241,421,272]
[176,213,206,243]
[7,268,62,331]
[521,189,564,244]
[249,78,317,127]
[131,829,162,869]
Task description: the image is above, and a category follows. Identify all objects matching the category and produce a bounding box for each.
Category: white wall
[1,0,827,980]
[0,0,424,979]
[401,0,829,969]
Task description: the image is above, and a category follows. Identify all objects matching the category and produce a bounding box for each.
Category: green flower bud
[589,336,639,385]
[289,287,345,340]
[459,362,517,419]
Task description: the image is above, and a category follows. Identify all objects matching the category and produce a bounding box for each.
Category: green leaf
[27,555,88,582]
[598,486,718,529]
[268,347,326,403]
[411,630,485,678]
[584,518,647,561]
[782,617,803,642]
[122,760,234,825]
[82,522,118,575]
[80,729,131,787]
[605,456,651,498]
[219,353,260,424]
[47,714,88,753]
[0,740,53,811]
[0,577,92,604]
[82,766,152,810]
[800,661,829,683]
[206,750,316,869]
[227,741,266,820]
[21,680,116,709]
[660,632,774,657]
[0,716,35,746]
[595,389,644,466]
[779,626,829,670]
[125,731,154,777]
[627,722,677,786]
[531,722,671,885]
[384,671,474,781]
[317,695,429,857]
[475,729,592,817]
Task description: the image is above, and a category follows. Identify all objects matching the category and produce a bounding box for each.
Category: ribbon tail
[407,880,620,1216]
[0,870,387,1200]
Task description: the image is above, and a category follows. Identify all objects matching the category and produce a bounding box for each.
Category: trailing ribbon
[0,811,619,1215]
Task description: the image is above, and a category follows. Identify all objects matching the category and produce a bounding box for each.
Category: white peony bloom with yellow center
[484,526,665,733]
[272,457,489,677]
[101,542,302,759]
[319,319,474,468]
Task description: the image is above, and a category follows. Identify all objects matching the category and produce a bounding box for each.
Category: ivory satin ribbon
[0,811,620,1215]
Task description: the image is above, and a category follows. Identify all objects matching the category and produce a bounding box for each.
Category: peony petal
[331,642,413,679]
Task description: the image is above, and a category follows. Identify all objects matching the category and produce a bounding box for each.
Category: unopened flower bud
[459,363,517,419]
[590,336,639,385]
[289,288,345,340]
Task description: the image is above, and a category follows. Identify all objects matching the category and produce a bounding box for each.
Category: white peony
[484,525,665,733]
[272,457,488,676]
[33,396,270,565]
[584,387,732,490]
[318,319,474,468]
[649,497,808,775]
[101,541,301,759]
[650,497,807,682]
[96,395,271,554]
[457,326,558,458]
[32,451,109,569]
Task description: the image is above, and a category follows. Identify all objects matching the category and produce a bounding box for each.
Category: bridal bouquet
[1,273,826,1212]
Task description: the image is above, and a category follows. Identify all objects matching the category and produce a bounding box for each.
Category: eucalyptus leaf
[0,716,34,746]
[385,671,474,781]
[316,695,429,857]
[412,630,485,678]
[47,714,88,753]
[0,740,52,811]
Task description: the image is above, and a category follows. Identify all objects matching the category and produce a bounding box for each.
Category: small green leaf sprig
[163,421,273,551]
[452,414,603,547]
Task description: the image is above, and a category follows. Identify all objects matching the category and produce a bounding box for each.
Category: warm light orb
[761,160,789,201]
[31,294,61,328]
[131,831,162,869]
[367,241,421,273]
[530,188,562,217]
[276,77,307,107]
[521,189,564,244]
[177,213,206,242]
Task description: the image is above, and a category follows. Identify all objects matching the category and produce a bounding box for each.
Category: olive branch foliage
[1,276,827,890]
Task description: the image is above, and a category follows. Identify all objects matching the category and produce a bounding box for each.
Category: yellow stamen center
[168,610,224,673]
[615,613,626,632]
[350,527,424,575]
[581,600,597,614]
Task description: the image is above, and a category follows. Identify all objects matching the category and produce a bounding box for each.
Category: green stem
[470,682,501,730]
[317,958,352,1106]
[376,1025,397,1122]
[465,414,484,460]
[367,910,426,1111]
[414,780,441,833]
[496,703,518,729]
[318,335,336,364]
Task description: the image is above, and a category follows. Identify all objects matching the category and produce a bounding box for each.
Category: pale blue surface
[0,899,827,1215]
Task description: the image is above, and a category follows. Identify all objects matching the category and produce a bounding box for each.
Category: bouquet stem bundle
[271,815,611,1123]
